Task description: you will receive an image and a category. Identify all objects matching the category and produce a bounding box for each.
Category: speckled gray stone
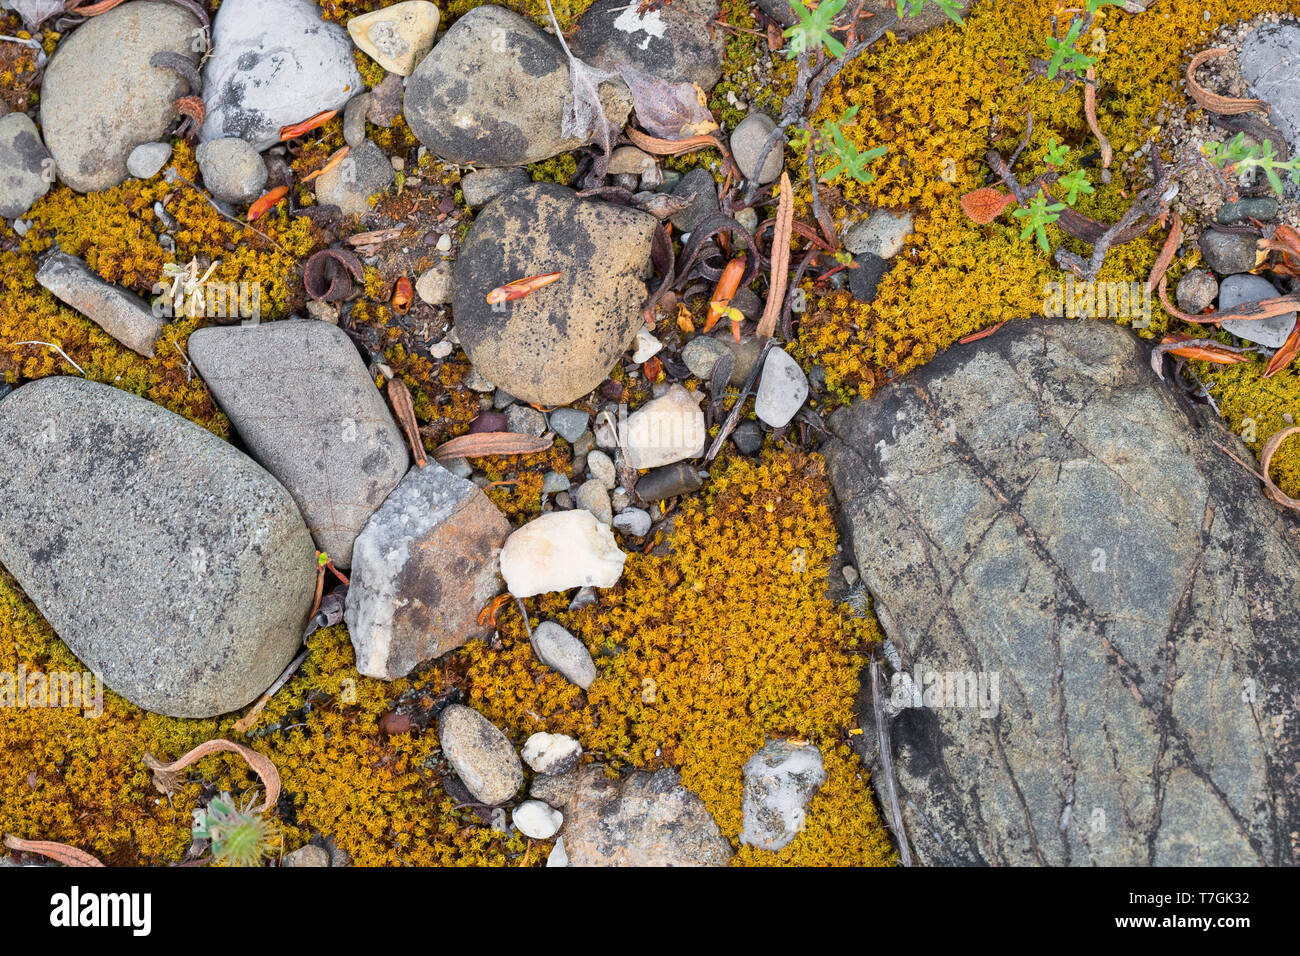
[530,621,598,689]
[126,141,172,180]
[571,0,726,90]
[196,137,268,204]
[827,318,1300,865]
[548,407,591,444]
[313,140,394,218]
[0,112,51,217]
[188,320,409,567]
[730,112,782,185]
[36,251,164,357]
[438,704,524,805]
[0,377,315,718]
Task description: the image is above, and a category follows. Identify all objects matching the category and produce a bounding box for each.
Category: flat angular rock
[345,462,510,680]
[826,319,1300,865]
[500,510,626,596]
[188,320,409,568]
[438,704,523,806]
[561,764,733,866]
[0,378,315,718]
[1219,273,1295,348]
[403,5,633,167]
[571,0,726,91]
[0,112,51,218]
[39,1,200,192]
[453,183,656,406]
[740,740,825,851]
[36,251,165,356]
[1240,23,1300,155]
[348,0,440,76]
[200,0,363,151]
[754,347,808,428]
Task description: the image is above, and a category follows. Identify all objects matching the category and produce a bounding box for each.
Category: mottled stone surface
[0,112,51,217]
[827,319,1300,865]
[561,765,733,866]
[404,5,632,167]
[0,378,315,718]
[40,1,199,192]
[36,251,164,356]
[571,0,726,90]
[1240,22,1300,155]
[347,0,440,76]
[313,139,394,217]
[345,463,509,680]
[453,183,656,406]
[188,321,408,567]
[438,704,524,806]
[740,740,826,851]
[200,0,362,150]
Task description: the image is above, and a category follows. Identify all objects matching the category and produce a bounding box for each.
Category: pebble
[635,462,703,502]
[460,166,531,208]
[844,210,914,259]
[669,167,719,232]
[608,146,656,176]
[444,457,472,478]
[610,487,631,511]
[632,329,663,363]
[1200,230,1260,276]
[500,510,627,596]
[367,72,405,127]
[586,450,617,490]
[469,410,507,433]
[548,408,590,444]
[755,347,809,428]
[493,389,515,410]
[1219,274,1296,348]
[196,137,268,204]
[504,403,546,437]
[571,0,726,90]
[512,800,563,839]
[521,732,584,775]
[342,92,372,148]
[1175,269,1218,315]
[730,112,783,184]
[315,140,394,218]
[730,420,763,454]
[735,207,758,234]
[848,252,890,303]
[282,845,331,867]
[437,704,524,806]
[682,335,731,379]
[575,479,613,525]
[415,261,454,305]
[624,385,707,469]
[542,470,571,494]
[547,837,569,867]
[739,740,826,851]
[464,366,496,392]
[347,0,440,76]
[613,508,652,537]
[1217,197,1279,224]
[530,621,599,688]
[125,141,172,181]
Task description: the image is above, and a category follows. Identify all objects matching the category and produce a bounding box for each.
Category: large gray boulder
[200,0,363,150]
[188,321,409,568]
[403,5,632,167]
[1240,22,1300,157]
[39,1,200,192]
[452,183,656,406]
[560,764,733,866]
[827,319,1300,866]
[345,462,510,680]
[0,377,316,718]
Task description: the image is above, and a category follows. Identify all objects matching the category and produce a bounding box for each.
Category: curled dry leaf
[618,67,719,140]
[959,187,1016,225]
[432,431,553,462]
[246,185,289,222]
[386,377,427,467]
[1146,211,1183,294]
[1152,335,1252,375]
[304,247,365,301]
[143,739,281,814]
[486,271,562,305]
[1259,426,1300,510]
[757,173,794,340]
[2,834,104,867]
[279,109,339,141]
[1186,48,1268,116]
[391,275,414,315]
[1264,320,1300,379]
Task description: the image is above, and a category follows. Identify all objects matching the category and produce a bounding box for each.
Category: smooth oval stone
[0,377,316,718]
[437,704,523,805]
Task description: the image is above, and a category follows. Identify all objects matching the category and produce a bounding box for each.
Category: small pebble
[632,329,663,363]
[549,407,590,444]
[530,621,598,688]
[505,404,546,436]
[613,507,652,537]
[682,336,731,379]
[513,800,564,839]
[587,450,617,490]
[542,470,570,494]
[635,462,703,502]
[575,479,613,525]
[126,141,172,180]
[521,731,583,774]
[731,420,763,455]
[730,112,782,184]
[415,262,454,305]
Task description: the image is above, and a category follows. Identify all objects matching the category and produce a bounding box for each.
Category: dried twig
[13,340,84,374]
[1084,66,1112,175]
[2,834,104,867]
[387,377,427,467]
[757,173,794,340]
[232,648,310,734]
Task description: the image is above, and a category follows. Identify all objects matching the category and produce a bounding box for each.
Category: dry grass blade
[2,834,104,867]
[232,648,310,734]
[144,740,281,814]
[1259,426,1300,510]
[757,173,794,340]
[301,145,349,183]
[1264,320,1300,379]
[1084,67,1112,171]
[1186,48,1268,115]
[625,127,726,157]
[1146,211,1183,294]
[387,378,427,467]
[870,661,912,867]
[432,431,553,462]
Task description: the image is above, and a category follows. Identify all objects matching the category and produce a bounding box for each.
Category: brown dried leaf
[1259,426,1300,510]
[1085,67,1112,171]
[432,431,553,462]
[1263,320,1300,379]
[617,67,719,140]
[387,377,427,467]
[626,127,726,158]
[1158,275,1300,324]
[2,834,104,867]
[959,187,1016,225]
[1186,48,1268,116]
[143,739,281,814]
[757,173,793,340]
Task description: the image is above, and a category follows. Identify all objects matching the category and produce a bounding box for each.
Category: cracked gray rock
[827,319,1300,866]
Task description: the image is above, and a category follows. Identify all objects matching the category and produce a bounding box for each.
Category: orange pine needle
[704,257,746,333]
[301,145,350,183]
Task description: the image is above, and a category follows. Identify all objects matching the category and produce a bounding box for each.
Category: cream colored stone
[347,1,440,76]
[500,510,626,597]
[623,385,706,470]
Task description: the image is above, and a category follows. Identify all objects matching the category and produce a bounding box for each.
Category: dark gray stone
[549,407,591,444]
[730,112,782,185]
[1217,197,1279,224]
[1199,229,1259,276]
[188,320,409,567]
[314,140,394,218]
[730,420,763,454]
[634,462,702,502]
[196,137,268,204]
[404,5,632,167]
[826,319,1300,865]
[848,252,890,303]
[669,167,719,233]
[460,166,531,209]
[1219,273,1295,348]
[0,377,315,718]
[571,0,726,91]
[452,182,656,406]
[36,251,164,357]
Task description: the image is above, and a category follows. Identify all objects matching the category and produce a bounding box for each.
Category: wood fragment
[958,320,1008,345]
[1084,67,1112,172]
[757,173,793,340]
[1259,426,1300,511]
[1186,49,1269,116]
[1264,321,1300,379]
[870,660,912,867]
[2,834,103,867]
[387,378,427,467]
[232,648,310,734]
[1146,211,1183,294]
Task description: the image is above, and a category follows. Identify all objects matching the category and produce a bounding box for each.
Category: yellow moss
[462,450,895,865]
[527,152,579,186]
[443,0,594,31]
